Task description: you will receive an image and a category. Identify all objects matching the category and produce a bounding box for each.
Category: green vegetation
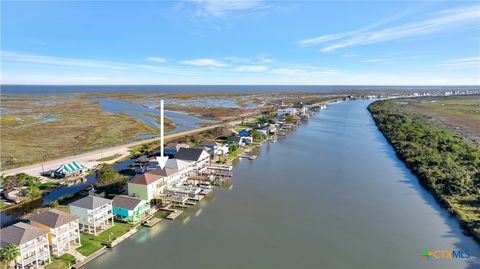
[96,154,123,162]
[1,173,43,201]
[406,96,480,136]
[77,236,103,257]
[1,97,159,169]
[1,173,40,189]
[0,243,19,269]
[228,143,240,158]
[368,99,480,241]
[94,164,128,193]
[251,130,264,142]
[77,222,132,256]
[45,253,76,269]
[39,182,61,190]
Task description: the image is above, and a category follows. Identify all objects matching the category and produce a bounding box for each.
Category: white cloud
[1,51,195,76]
[180,58,228,67]
[297,5,480,52]
[146,57,167,63]
[186,0,267,17]
[362,59,393,64]
[438,57,480,69]
[235,65,268,72]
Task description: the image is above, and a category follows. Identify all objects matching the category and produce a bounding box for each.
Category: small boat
[199,183,213,189]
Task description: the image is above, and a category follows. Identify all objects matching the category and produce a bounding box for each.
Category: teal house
[112,195,150,224]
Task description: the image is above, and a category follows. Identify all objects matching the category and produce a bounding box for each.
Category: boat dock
[166,209,183,220]
[142,217,162,228]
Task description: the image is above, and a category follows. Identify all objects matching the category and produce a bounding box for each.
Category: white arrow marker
[156,99,168,169]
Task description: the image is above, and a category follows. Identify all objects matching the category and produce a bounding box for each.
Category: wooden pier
[143,217,162,228]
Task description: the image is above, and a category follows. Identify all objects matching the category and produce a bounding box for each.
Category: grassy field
[76,222,132,256]
[1,95,160,169]
[405,95,480,137]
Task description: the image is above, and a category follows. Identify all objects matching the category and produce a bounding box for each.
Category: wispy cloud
[235,65,268,72]
[297,5,480,52]
[184,0,268,18]
[362,58,393,64]
[180,58,228,67]
[146,57,167,63]
[438,57,480,69]
[1,51,194,76]
[223,55,274,64]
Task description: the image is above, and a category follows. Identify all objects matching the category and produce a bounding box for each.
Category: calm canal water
[86,100,479,269]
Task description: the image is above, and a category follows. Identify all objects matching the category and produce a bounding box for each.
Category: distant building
[69,196,114,235]
[227,135,252,147]
[277,108,297,117]
[0,222,51,269]
[112,195,150,224]
[199,140,229,157]
[30,209,81,256]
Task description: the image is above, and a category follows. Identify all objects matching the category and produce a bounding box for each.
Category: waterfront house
[199,140,229,157]
[164,142,189,157]
[52,161,86,178]
[112,195,150,224]
[277,107,297,117]
[0,222,51,269]
[128,168,182,202]
[165,158,193,171]
[30,209,81,257]
[254,127,268,139]
[228,136,244,147]
[69,196,114,235]
[174,147,210,172]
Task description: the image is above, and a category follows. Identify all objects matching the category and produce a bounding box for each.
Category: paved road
[1,118,249,177]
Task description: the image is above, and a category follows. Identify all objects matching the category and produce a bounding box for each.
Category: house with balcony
[0,222,51,269]
[69,196,114,235]
[112,195,150,224]
[30,209,81,256]
[174,147,210,172]
[128,167,182,203]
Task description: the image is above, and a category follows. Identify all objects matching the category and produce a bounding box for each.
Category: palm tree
[0,243,19,269]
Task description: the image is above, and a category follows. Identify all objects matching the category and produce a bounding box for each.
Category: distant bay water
[2,85,478,94]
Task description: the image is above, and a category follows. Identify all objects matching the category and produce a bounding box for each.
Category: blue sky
[1,0,479,85]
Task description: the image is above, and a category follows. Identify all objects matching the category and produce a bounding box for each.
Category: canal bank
[85,100,479,269]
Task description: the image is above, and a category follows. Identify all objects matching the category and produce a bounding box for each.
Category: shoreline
[368,100,480,244]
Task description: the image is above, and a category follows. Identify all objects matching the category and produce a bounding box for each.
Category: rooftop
[69,196,112,210]
[129,167,177,185]
[175,147,208,162]
[0,222,48,247]
[112,195,144,211]
[30,209,78,228]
